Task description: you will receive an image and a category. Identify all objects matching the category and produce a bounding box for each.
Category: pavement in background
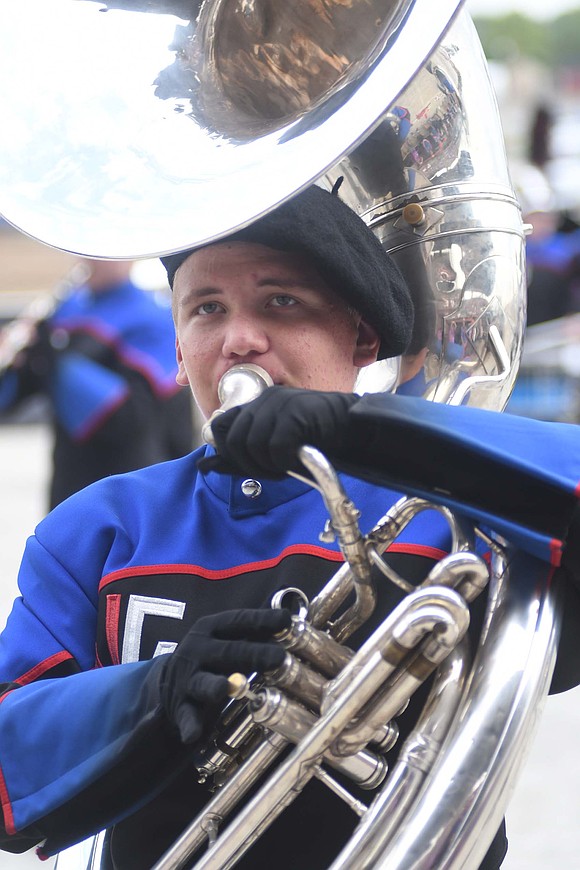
[0,423,579,870]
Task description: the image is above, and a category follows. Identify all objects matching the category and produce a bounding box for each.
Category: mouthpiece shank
[202,363,274,446]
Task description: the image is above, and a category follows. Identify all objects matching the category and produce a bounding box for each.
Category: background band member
[0,259,194,508]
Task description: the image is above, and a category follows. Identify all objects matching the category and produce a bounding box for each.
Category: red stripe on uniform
[98,542,449,590]
[99,544,344,589]
[0,690,16,835]
[550,538,563,568]
[17,651,74,686]
[105,594,122,665]
[388,543,449,561]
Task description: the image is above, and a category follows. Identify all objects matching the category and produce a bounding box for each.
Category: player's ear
[353,318,380,367]
[175,337,189,386]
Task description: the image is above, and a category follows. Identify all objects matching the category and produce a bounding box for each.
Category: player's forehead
[174,240,339,299]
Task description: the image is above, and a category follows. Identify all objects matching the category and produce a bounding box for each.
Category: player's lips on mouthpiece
[220,364,282,384]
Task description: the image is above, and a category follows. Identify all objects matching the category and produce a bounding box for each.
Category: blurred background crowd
[469,1,580,424]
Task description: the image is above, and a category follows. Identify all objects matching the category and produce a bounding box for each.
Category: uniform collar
[200,446,314,516]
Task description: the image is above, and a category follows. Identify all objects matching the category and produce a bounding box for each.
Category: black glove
[11,317,58,382]
[199,387,359,479]
[152,607,290,744]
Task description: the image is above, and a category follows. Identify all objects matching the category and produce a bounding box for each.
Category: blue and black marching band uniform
[3,395,580,868]
[0,445,455,868]
[0,277,193,507]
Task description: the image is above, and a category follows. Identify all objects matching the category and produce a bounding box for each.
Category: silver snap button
[241,478,262,499]
[50,328,70,350]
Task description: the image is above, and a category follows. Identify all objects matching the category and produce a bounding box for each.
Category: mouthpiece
[202,363,274,446]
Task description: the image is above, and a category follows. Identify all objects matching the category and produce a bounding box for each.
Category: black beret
[161,185,413,359]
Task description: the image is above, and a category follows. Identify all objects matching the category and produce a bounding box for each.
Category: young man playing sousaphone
[1,185,580,869]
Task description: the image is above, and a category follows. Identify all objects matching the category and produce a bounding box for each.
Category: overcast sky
[466,0,580,18]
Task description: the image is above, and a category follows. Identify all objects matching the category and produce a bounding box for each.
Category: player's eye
[195,301,223,315]
[269,294,298,308]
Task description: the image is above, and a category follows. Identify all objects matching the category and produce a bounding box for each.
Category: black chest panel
[97,549,506,870]
[96,550,439,667]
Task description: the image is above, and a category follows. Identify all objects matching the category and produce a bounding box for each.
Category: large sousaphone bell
[0,0,525,411]
[0,3,555,870]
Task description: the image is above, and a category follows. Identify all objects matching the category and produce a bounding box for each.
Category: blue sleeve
[0,365,41,413]
[0,657,192,857]
[0,370,20,410]
[346,393,580,565]
[0,492,191,857]
[0,661,154,834]
[0,535,99,683]
[50,352,129,441]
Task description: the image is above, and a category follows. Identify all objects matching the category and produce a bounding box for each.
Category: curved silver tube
[322,587,470,719]
[328,593,470,757]
[371,548,561,870]
[294,445,376,640]
[153,732,289,870]
[329,637,471,870]
[420,551,490,602]
[308,496,475,634]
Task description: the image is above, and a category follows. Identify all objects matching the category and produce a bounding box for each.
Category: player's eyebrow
[177,285,225,306]
[256,277,321,290]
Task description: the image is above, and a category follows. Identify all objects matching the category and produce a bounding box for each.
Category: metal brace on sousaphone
[0,0,558,868]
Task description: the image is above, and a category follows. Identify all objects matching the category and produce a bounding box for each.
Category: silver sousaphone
[0,2,551,869]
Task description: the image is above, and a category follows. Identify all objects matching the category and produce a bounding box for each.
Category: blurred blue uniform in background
[0,259,194,508]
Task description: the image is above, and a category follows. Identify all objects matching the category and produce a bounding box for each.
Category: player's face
[172,241,380,418]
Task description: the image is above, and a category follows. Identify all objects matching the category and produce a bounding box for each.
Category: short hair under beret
[161,185,414,360]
